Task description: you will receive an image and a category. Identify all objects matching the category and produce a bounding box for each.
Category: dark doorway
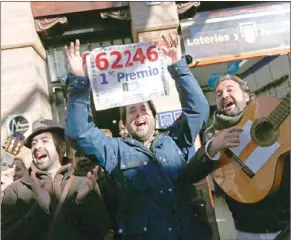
[94,107,120,137]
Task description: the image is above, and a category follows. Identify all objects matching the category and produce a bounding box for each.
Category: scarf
[213,111,244,131]
[204,110,244,142]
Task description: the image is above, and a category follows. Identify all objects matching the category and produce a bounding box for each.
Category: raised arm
[167,57,210,154]
[64,40,118,173]
[160,35,209,154]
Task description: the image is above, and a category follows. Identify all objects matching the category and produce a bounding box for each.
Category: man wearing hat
[1,118,110,240]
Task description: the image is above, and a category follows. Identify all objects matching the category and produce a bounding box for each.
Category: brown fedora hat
[24,119,64,149]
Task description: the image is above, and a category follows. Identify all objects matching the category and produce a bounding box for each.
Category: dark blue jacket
[65,57,211,240]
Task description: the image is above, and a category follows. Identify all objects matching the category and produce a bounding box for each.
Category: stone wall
[1,2,52,167]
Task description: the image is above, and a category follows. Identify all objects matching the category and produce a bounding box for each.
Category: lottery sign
[87,41,168,111]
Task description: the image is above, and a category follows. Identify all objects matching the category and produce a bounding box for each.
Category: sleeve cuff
[68,75,90,93]
[67,75,90,103]
[205,139,220,161]
[167,57,189,78]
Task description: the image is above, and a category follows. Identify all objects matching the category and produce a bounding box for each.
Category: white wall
[244,54,290,98]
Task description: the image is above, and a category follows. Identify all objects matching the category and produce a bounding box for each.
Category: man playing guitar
[200,75,289,240]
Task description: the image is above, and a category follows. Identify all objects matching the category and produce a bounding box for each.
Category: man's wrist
[205,139,220,160]
[167,57,188,77]
[171,54,182,65]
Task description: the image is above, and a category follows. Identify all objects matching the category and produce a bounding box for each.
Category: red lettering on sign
[110,51,123,69]
[124,50,133,67]
[133,48,146,64]
[95,45,159,70]
[147,45,158,62]
[95,52,109,70]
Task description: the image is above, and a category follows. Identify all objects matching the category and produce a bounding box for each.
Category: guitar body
[211,95,290,204]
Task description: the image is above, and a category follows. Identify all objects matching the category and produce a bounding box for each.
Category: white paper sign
[87,41,168,111]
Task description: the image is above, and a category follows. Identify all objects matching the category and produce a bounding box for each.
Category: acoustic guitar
[1,131,25,170]
[211,93,290,204]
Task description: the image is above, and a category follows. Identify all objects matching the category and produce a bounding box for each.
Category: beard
[219,103,238,116]
[127,122,155,143]
[33,150,52,171]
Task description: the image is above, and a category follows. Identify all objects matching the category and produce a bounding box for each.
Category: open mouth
[35,152,48,164]
[134,119,147,130]
[223,101,235,111]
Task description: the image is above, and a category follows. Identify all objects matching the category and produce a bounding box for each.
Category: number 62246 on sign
[94,45,159,71]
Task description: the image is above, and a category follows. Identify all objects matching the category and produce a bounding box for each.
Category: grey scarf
[204,110,244,142]
[213,111,244,130]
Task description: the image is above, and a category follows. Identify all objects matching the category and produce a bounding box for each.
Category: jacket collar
[20,162,72,185]
[122,130,160,148]
[121,131,165,161]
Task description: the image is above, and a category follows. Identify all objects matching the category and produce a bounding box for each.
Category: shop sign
[181,2,290,63]
[6,112,31,137]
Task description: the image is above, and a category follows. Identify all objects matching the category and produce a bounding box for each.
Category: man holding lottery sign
[64,34,212,240]
[86,40,169,110]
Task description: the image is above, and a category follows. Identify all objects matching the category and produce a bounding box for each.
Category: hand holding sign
[64,34,180,77]
[64,39,88,77]
[160,34,182,65]
[64,34,178,111]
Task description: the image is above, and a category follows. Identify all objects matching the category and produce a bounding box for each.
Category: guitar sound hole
[252,120,279,147]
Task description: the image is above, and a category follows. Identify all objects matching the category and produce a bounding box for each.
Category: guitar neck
[267,93,290,129]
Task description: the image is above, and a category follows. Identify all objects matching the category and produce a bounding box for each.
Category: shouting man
[64,34,212,239]
[201,75,290,240]
[1,119,110,240]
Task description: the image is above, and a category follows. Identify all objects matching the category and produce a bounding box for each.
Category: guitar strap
[46,174,75,240]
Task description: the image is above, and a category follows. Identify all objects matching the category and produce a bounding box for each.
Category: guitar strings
[253,94,290,141]
[229,94,290,178]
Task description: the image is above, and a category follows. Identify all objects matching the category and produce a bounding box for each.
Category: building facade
[1,2,290,239]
